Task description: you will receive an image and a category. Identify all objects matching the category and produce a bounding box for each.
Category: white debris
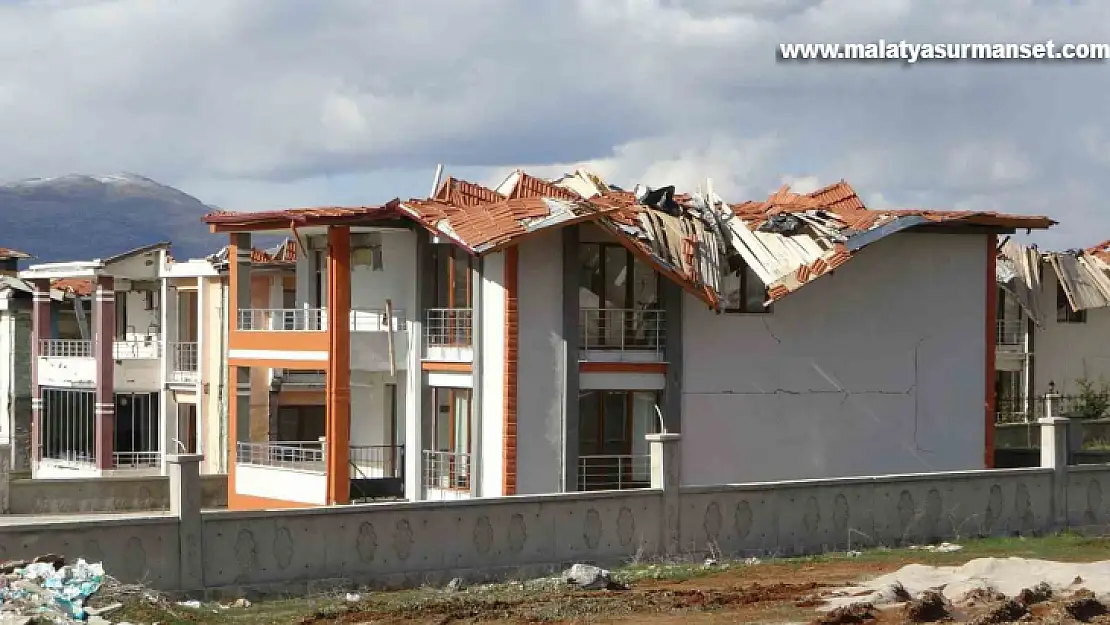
[345,592,361,603]
[743,557,762,566]
[563,564,616,590]
[908,542,963,553]
[175,599,202,609]
[822,558,1110,611]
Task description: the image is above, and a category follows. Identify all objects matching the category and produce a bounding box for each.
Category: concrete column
[325,226,351,505]
[661,281,683,434]
[159,276,171,476]
[30,279,51,465]
[167,453,204,591]
[648,432,681,556]
[404,233,429,501]
[1039,410,1069,529]
[0,444,10,513]
[93,276,116,470]
[561,226,580,492]
[195,277,207,463]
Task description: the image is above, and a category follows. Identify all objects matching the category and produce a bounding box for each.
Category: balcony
[578,454,651,491]
[237,308,326,331]
[423,450,471,500]
[424,308,473,362]
[234,441,405,505]
[170,342,199,384]
[40,339,91,358]
[996,319,1026,349]
[351,308,406,332]
[579,308,666,362]
[276,369,325,389]
[113,337,161,360]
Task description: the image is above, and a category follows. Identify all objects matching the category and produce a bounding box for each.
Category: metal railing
[237,308,326,331]
[423,450,471,491]
[996,319,1026,347]
[113,450,161,469]
[351,308,407,332]
[279,369,325,387]
[578,454,651,491]
[236,441,325,472]
[350,445,404,479]
[113,337,162,359]
[39,339,92,358]
[997,394,1110,423]
[170,342,199,383]
[425,308,473,347]
[580,308,666,353]
[41,450,96,467]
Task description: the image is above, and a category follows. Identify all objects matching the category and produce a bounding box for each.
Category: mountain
[0,173,224,263]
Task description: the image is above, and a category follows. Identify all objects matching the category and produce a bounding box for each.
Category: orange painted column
[325,225,352,504]
[984,234,997,468]
[503,246,519,495]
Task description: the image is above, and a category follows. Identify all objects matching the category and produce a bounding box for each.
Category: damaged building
[995,239,1110,420]
[204,167,1053,511]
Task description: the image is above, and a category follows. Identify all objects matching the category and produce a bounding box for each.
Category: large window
[431,244,473,309]
[578,390,658,489]
[431,387,471,489]
[275,406,326,442]
[579,243,660,349]
[1056,283,1086,323]
[721,263,770,314]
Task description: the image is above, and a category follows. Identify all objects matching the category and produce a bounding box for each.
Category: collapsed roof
[203,169,1056,311]
[999,239,1110,321]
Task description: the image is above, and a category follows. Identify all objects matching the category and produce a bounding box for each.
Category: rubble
[0,557,104,623]
[563,563,626,591]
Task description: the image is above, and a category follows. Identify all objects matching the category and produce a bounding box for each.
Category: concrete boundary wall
[7,474,228,514]
[0,420,1105,596]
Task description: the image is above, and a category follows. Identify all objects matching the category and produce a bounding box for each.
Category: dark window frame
[721,263,772,315]
[1056,283,1087,324]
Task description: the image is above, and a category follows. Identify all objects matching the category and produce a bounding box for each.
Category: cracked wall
[681,232,987,485]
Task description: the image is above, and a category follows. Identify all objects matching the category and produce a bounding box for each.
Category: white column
[404,313,423,501]
[159,275,171,476]
[195,277,206,464]
[1039,392,1068,529]
[648,433,682,556]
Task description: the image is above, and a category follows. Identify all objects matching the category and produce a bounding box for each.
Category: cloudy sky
[0,0,1107,248]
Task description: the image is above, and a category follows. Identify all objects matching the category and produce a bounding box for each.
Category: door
[177,404,198,454]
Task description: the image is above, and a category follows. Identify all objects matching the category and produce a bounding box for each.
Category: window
[721,263,770,314]
[578,390,658,489]
[431,387,471,489]
[1056,283,1086,323]
[275,406,326,442]
[579,243,661,349]
[115,291,129,338]
[431,244,473,309]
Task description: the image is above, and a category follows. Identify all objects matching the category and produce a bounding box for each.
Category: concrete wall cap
[165,454,205,464]
[645,433,682,442]
[1037,417,1070,425]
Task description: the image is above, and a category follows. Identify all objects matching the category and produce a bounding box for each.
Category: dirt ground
[107,535,1110,624]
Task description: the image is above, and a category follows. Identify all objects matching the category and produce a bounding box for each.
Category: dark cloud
[0,0,1106,246]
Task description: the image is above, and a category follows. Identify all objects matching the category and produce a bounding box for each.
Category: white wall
[351,230,417,317]
[514,232,566,495]
[1031,267,1110,395]
[115,360,161,391]
[350,371,405,446]
[478,252,505,497]
[681,232,988,486]
[117,290,160,338]
[39,357,96,387]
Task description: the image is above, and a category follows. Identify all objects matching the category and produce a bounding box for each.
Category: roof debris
[0,247,31,260]
[999,239,1110,319]
[203,168,1056,311]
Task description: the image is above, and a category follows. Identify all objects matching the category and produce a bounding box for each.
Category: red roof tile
[0,247,31,259]
[52,278,93,296]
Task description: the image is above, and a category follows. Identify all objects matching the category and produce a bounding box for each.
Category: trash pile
[0,555,107,623]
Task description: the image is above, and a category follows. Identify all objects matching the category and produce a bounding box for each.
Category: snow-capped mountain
[0,173,222,263]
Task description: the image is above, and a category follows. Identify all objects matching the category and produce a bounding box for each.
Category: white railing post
[647,432,681,556]
[167,453,204,591]
[1039,392,1068,529]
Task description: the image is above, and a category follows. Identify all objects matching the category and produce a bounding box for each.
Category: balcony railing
[39,339,92,358]
[170,342,199,383]
[350,444,404,479]
[996,319,1026,347]
[997,394,1110,424]
[237,308,326,332]
[580,308,665,353]
[113,450,161,469]
[578,454,651,491]
[113,337,162,360]
[425,308,473,347]
[278,369,325,387]
[423,450,471,492]
[236,441,324,472]
[351,308,407,332]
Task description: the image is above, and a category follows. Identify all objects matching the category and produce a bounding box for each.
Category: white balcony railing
[237,308,326,332]
[39,339,92,358]
[580,308,665,354]
[278,369,325,387]
[236,441,325,472]
[350,444,405,479]
[996,319,1026,347]
[578,454,651,491]
[170,342,199,383]
[351,308,407,332]
[423,450,471,492]
[113,337,162,360]
[113,450,161,469]
[424,308,473,347]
